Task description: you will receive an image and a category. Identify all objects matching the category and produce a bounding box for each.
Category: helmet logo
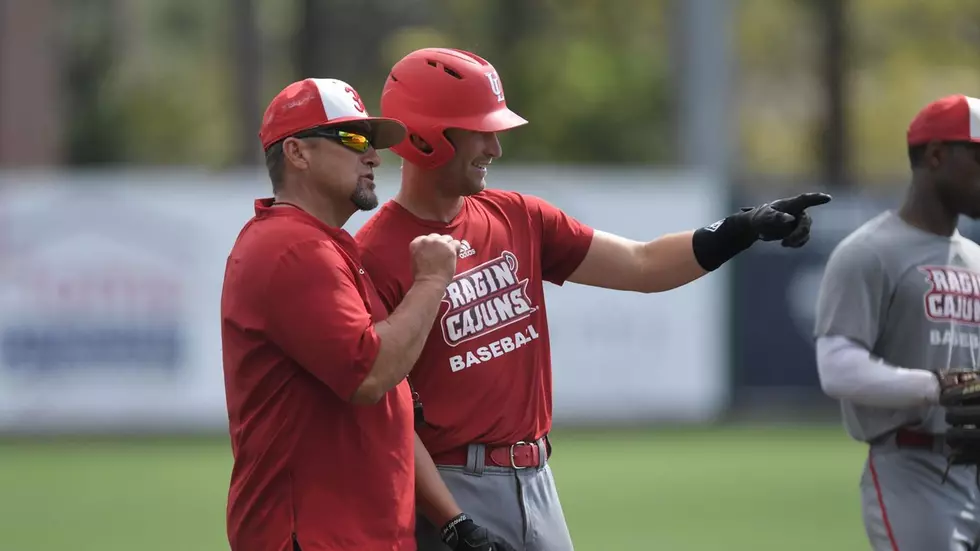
[485,72,505,103]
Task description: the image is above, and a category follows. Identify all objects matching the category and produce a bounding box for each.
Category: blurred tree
[61,0,127,165]
[424,0,674,165]
[57,0,980,179]
[735,0,822,179]
[736,0,980,186]
[810,0,850,189]
[56,0,680,167]
[848,0,980,183]
[115,0,236,166]
[255,0,300,111]
[231,0,262,166]
[61,0,249,167]
[487,0,544,162]
[294,0,410,97]
[293,0,329,78]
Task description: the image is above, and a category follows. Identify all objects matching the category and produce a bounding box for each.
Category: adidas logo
[458,239,476,258]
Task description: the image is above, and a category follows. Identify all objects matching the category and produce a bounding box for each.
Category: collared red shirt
[221,198,415,551]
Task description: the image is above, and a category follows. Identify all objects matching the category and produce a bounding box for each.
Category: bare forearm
[352,279,446,403]
[414,433,461,527]
[636,230,708,292]
[567,230,706,292]
[569,196,825,293]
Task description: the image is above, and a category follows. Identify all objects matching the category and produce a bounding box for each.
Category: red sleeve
[360,247,402,314]
[525,194,595,285]
[264,240,380,401]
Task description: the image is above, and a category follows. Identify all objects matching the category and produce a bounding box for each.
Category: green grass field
[0,424,869,551]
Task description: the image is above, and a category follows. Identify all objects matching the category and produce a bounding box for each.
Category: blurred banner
[0,167,728,433]
[730,187,980,409]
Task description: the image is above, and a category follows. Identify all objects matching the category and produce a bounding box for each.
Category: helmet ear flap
[427,129,457,167]
[408,133,434,154]
[392,126,456,169]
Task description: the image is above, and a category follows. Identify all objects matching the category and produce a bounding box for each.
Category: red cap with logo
[258,78,406,151]
[907,94,980,146]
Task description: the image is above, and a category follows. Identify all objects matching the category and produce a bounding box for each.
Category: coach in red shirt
[220,77,479,551]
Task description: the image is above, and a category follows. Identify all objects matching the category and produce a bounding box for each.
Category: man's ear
[925,140,944,170]
[282,138,310,170]
[410,134,434,154]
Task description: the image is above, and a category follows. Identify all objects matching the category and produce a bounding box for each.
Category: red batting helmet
[380,48,528,169]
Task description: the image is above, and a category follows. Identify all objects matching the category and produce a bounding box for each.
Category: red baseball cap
[258,78,407,151]
[907,94,980,146]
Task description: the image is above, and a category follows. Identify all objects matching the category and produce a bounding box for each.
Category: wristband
[691,212,758,271]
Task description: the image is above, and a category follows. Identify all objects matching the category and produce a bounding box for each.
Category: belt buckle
[509,440,529,469]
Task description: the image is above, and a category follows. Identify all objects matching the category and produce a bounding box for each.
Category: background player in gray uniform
[814,94,980,551]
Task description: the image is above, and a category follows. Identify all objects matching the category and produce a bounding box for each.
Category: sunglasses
[291,128,373,153]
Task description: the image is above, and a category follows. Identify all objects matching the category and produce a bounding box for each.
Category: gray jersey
[814,210,980,442]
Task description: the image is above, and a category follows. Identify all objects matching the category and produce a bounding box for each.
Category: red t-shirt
[355,189,594,456]
[221,199,415,551]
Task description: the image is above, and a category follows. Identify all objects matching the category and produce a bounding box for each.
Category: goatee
[350,182,379,211]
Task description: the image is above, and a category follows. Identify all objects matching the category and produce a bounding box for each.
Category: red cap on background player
[258,78,406,151]
[380,48,529,169]
[907,94,980,146]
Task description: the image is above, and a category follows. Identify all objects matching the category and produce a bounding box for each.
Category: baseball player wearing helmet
[356,47,831,551]
[814,95,980,551]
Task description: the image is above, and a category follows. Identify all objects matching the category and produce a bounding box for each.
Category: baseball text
[449,324,540,372]
[931,329,980,350]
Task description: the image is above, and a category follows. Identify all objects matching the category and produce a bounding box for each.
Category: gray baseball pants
[863,431,980,550]
[415,440,575,551]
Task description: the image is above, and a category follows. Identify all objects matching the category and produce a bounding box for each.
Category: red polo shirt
[355,190,594,457]
[221,199,415,551]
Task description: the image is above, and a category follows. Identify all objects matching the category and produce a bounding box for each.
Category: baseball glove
[939,369,980,469]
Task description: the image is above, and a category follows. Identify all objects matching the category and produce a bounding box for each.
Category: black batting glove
[692,191,831,271]
[441,513,517,551]
[739,192,832,248]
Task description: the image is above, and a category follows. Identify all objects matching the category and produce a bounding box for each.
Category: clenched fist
[410,233,462,286]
